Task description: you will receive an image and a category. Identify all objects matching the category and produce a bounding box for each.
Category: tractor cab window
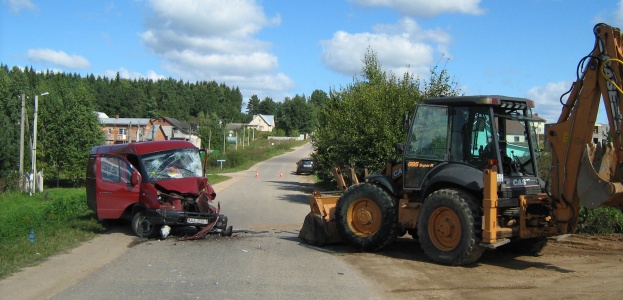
[471,111,495,161]
[496,116,537,176]
[448,106,494,169]
[406,105,448,160]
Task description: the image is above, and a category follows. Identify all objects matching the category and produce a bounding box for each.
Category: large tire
[417,189,485,265]
[335,183,398,251]
[498,237,548,256]
[132,211,161,238]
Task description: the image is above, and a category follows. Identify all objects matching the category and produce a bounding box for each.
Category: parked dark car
[296,158,314,174]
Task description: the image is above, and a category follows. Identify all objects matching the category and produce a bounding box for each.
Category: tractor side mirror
[403,113,410,131]
[395,143,404,155]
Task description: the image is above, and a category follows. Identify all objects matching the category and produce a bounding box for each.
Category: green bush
[223,150,248,168]
[578,206,623,234]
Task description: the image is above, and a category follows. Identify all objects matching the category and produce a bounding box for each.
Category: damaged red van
[86,140,231,238]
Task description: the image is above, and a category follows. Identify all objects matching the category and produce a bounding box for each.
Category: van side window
[101,155,133,184]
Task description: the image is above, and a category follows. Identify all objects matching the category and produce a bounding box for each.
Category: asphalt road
[43,143,383,300]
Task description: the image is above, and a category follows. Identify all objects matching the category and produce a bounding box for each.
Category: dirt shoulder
[342,234,623,299]
[0,230,134,300]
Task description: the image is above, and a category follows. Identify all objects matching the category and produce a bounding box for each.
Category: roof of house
[99,117,151,126]
[506,120,527,136]
[254,114,274,126]
[160,117,197,133]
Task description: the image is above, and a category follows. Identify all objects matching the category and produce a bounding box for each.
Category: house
[97,113,201,147]
[248,114,274,132]
[592,123,609,145]
[98,113,150,145]
[505,113,546,144]
[149,117,201,148]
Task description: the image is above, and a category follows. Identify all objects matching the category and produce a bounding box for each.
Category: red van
[86,140,230,238]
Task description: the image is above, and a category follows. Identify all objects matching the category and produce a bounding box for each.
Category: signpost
[216,159,226,169]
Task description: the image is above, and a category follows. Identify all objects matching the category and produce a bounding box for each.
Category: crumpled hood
[154,177,202,194]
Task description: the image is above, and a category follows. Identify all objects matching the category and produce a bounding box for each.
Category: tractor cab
[403,95,543,199]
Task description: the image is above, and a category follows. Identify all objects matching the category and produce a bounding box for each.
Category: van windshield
[140,148,203,181]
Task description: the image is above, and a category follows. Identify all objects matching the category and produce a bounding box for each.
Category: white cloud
[351,0,484,17]
[3,0,36,13]
[141,0,292,99]
[320,17,449,79]
[105,68,166,81]
[525,81,571,123]
[27,48,91,69]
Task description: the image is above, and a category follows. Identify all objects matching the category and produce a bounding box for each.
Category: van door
[96,153,141,219]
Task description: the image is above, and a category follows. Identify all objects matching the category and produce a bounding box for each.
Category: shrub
[578,206,623,234]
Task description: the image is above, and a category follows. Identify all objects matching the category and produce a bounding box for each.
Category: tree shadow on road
[265,180,317,204]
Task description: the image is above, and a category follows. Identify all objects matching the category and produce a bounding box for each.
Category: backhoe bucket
[298,192,343,245]
[577,143,623,209]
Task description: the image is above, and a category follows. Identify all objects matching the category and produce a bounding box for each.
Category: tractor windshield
[140,148,203,181]
[493,110,539,177]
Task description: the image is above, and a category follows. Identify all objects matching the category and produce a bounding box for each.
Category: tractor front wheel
[417,189,484,265]
[335,183,398,252]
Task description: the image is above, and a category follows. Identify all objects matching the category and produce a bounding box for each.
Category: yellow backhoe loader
[299,23,623,265]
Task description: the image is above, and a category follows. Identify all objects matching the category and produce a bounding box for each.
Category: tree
[258,97,277,115]
[246,95,261,116]
[311,49,461,182]
[39,78,104,185]
[278,94,313,136]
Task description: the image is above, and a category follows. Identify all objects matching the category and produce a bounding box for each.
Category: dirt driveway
[342,233,623,299]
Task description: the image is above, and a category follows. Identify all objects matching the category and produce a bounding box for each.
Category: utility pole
[31,92,49,196]
[19,94,25,190]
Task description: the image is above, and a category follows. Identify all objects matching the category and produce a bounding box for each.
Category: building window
[514,136,520,142]
[107,128,112,134]
[594,126,599,134]
[119,128,127,135]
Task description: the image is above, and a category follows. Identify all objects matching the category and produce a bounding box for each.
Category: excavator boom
[547,23,623,231]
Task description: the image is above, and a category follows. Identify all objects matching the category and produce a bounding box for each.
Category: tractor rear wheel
[417,189,484,265]
[335,183,397,251]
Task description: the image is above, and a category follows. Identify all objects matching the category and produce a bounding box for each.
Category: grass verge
[0,189,103,279]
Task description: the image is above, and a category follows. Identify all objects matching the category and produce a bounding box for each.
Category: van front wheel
[132,211,160,238]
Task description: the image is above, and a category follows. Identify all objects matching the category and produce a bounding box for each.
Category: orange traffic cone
[280,171,283,178]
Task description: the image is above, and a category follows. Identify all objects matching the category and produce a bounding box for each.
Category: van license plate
[188,218,209,224]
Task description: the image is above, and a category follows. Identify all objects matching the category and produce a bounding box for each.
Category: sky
[1,0,623,123]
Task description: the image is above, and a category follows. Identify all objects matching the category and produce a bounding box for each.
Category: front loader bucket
[577,143,623,209]
[298,192,343,246]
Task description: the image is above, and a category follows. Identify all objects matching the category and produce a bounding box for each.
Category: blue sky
[1,0,622,123]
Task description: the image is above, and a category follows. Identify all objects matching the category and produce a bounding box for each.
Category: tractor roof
[424,95,534,109]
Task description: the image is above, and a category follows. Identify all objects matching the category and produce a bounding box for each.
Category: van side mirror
[131,171,141,186]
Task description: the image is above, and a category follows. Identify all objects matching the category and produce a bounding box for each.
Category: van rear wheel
[132,211,160,238]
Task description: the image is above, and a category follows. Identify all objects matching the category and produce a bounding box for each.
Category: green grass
[0,189,103,279]
[0,139,309,279]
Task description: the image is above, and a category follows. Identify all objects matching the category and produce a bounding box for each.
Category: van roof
[90,140,197,156]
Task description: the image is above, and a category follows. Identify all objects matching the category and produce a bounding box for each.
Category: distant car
[296,158,314,174]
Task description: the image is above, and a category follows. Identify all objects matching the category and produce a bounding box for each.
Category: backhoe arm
[547,23,623,232]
